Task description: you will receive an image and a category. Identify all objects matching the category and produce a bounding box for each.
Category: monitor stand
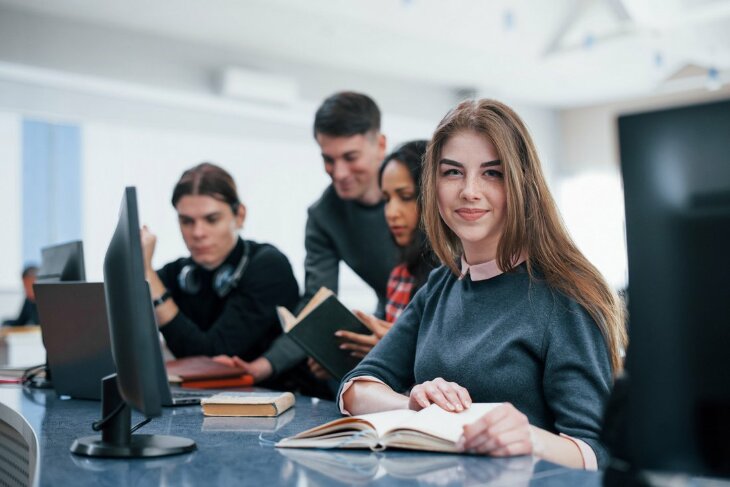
[70,374,196,458]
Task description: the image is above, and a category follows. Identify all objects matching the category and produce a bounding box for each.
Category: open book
[276,403,500,453]
[277,287,370,381]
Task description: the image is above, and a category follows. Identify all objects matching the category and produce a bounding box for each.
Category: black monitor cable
[91,402,152,434]
[20,364,52,389]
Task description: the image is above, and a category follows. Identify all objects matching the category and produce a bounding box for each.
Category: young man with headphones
[141,162,300,387]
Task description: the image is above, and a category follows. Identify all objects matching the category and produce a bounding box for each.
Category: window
[22,120,82,264]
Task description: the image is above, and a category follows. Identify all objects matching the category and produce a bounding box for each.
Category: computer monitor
[37,240,86,282]
[618,99,730,476]
[70,186,195,458]
[34,240,86,388]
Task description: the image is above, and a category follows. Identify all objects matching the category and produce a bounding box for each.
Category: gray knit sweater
[340,263,613,467]
[263,185,399,375]
[301,184,399,313]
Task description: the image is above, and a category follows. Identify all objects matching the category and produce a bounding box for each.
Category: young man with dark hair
[238,92,400,389]
[301,91,398,306]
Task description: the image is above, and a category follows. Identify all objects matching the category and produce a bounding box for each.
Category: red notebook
[181,375,254,389]
[166,356,254,389]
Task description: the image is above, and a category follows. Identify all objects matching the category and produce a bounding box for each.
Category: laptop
[34,282,207,405]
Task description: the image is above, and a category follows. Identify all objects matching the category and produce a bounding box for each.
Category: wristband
[153,290,171,308]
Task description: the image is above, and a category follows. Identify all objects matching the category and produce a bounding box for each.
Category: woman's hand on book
[459,402,535,457]
[212,355,273,383]
[408,378,472,412]
[334,311,394,358]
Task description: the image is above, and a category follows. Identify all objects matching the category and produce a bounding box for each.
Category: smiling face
[316,132,386,204]
[381,159,419,247]
[176,195,244,269]
[436,130,506,264]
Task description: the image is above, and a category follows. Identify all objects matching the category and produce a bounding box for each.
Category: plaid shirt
[384,264,415,323]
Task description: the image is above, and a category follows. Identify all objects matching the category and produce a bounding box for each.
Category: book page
[277,307,297,332]
[391,403,501,443]
[295,287,333,324]
[354,409,418,438]
[292,409,415,438]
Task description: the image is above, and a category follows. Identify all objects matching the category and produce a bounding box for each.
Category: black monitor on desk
[37,240,86,282]
[70,186,195,458]
[34,240,86,388]
[618,99,730,476]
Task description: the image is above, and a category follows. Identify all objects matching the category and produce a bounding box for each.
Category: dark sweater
[3,298,38,326]
[157,238,299,361]
[301,185,399,314]
[340,263,613,468]
[262,185,399,376]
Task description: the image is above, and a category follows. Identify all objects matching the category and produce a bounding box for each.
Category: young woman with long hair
[339,100,627,469]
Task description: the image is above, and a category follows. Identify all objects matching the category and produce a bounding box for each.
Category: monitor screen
[619,99,730,475]
[38,240,86,282]
[103,186,166,418]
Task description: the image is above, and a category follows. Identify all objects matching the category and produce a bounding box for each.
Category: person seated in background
[340,99,627,470]
[314,140,437,369]
[2,265,39,326]
[141,162,302,390]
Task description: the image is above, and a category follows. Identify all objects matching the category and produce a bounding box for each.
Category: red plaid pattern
[385,264,415,323]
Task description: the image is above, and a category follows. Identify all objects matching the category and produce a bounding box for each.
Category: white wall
[507,101,562,189]
[0,111,23,318]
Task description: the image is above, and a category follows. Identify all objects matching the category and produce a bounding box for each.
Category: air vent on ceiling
[218,67,299,106]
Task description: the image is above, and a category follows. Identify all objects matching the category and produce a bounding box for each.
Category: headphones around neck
[177,240,250,298]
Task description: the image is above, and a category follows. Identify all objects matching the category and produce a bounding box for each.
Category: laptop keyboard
[172,389,211,399]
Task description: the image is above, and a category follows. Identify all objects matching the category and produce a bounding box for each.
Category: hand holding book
[277,287,372,380]
[408,378,535,457]
[460,402,536,457]
[335,310,393,359]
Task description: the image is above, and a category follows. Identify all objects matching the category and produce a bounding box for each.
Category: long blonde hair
[421,99,627,373]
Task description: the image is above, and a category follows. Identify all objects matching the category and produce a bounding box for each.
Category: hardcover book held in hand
[276,403,501,453]
[166,355,254,389]
[201,391,295,417]
[277,287,370,381]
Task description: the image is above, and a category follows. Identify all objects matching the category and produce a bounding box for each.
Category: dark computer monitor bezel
[102,186,166,418]
[618,99,730,476]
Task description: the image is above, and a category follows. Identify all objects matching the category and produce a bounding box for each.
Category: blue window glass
[22,120,82,265]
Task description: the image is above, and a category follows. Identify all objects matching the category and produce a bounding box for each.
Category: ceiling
[1,0,729,106]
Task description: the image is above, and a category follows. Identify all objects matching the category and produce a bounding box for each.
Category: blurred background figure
[3,265,39,326]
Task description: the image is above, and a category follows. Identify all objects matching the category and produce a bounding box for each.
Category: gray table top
[0,385,604,486]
